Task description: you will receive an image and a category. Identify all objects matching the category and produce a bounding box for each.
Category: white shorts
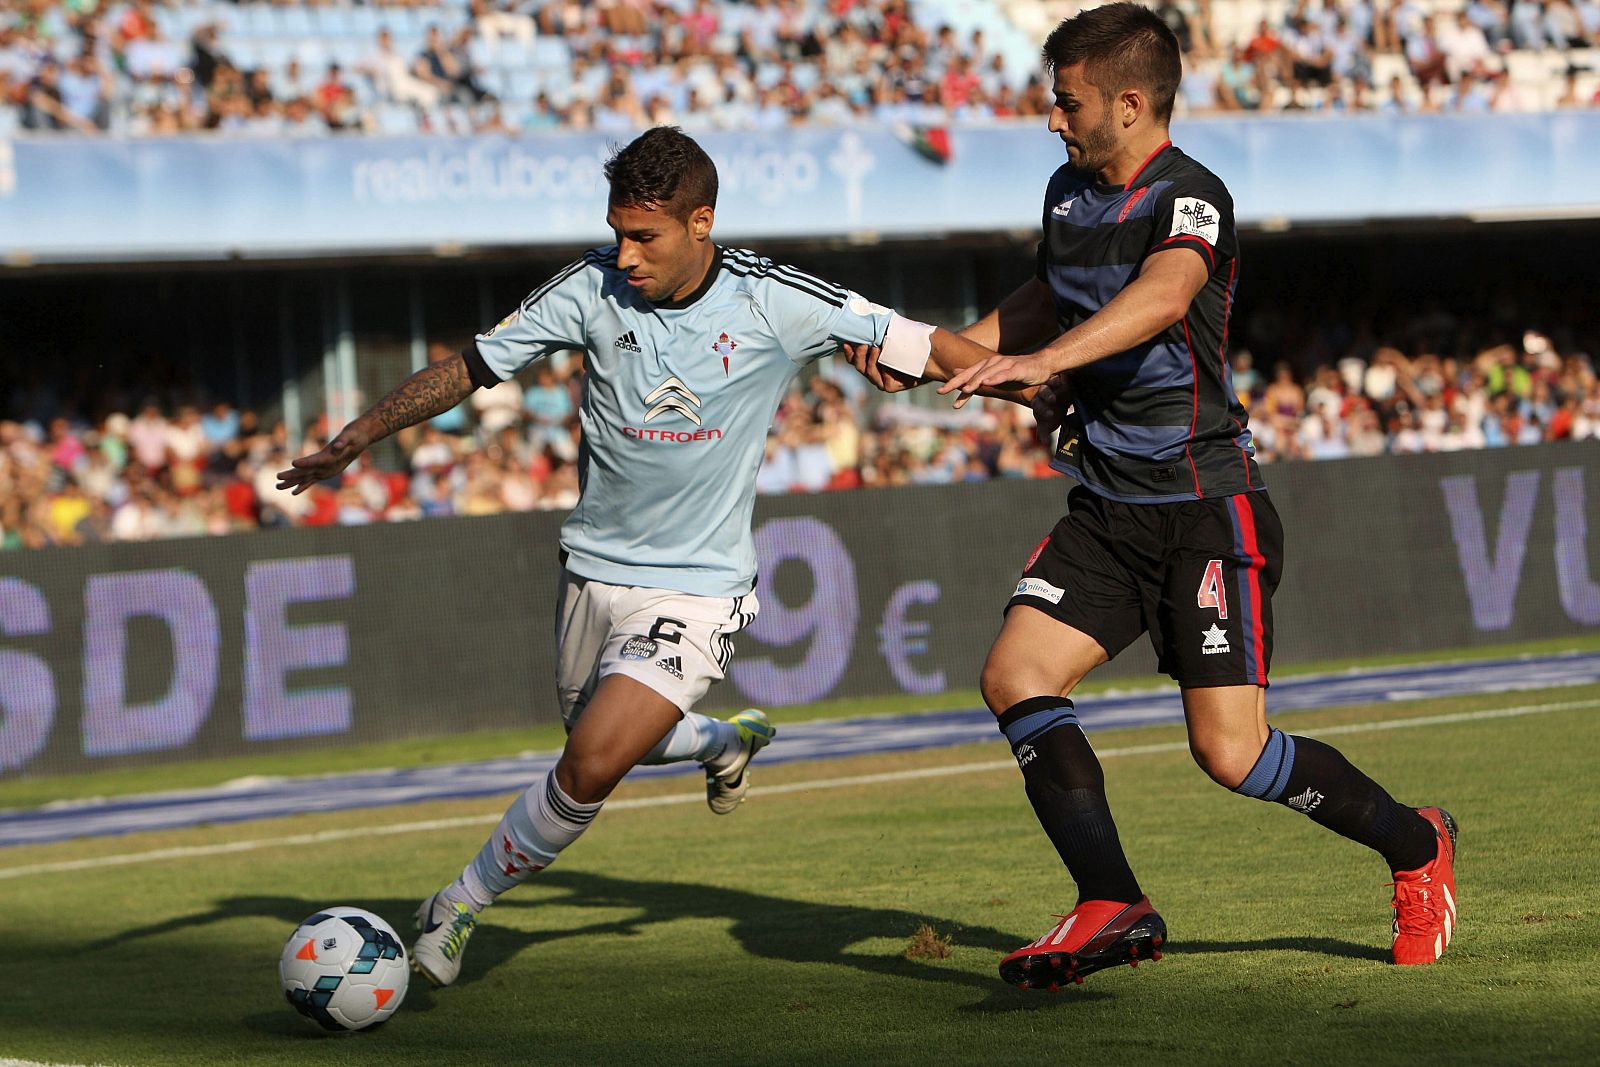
[553,569,759,728]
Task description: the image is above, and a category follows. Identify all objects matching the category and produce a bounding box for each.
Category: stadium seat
[496,40,534,69]
[507,68,542,101]
[228,39,261,70]
[279,7,315,38]
[237,4,279,40]
[373,103,421,135]
[316,6,361,40]
[294,39,330,71]
[467,37,495,70]
[257,38,295,69]
[532,37,571,72]
[348,6,381,40]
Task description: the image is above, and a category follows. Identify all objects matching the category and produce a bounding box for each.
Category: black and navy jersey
[1037,141,1261,503]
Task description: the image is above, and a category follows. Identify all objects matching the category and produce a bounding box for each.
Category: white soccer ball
[279,906,409,1032]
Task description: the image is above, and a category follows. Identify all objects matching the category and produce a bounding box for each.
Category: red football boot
[999,897,1166,990]
[1390,806,1459,965]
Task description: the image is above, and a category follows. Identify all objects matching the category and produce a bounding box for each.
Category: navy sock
[997,696,1143,905]
[1234,729,1437,873]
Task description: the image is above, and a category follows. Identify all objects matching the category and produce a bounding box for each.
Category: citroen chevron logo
[643,376,703,426]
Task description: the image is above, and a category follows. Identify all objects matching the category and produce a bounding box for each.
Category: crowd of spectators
[4,0,1600,138]
[0,0,1053,136]
[1236,330,1600,460]
[3,319,1597,549]
[1162,0,1600,113]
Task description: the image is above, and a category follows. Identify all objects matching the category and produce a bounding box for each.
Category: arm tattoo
[368,356,474,438]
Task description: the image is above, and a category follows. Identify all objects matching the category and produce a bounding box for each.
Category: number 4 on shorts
[1196,559,1228,619]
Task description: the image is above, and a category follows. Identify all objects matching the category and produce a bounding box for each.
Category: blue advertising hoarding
[2,113,1599,264]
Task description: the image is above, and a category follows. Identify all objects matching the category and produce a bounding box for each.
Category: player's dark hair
[604,127,719,219]
[1041,2,1181,123]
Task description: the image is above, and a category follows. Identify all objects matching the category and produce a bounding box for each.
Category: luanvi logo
[1201,624,1230,655]
[1285,787,1324,814]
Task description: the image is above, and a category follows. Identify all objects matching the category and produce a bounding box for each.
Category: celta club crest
[711,332,738,376]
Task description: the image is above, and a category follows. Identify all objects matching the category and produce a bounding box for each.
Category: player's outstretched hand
[1031,374,1073,441]
[840,342,917,393]
[938,354,1052,408]
[275,426,370,495]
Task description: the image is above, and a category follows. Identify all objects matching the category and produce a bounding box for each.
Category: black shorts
[1009,486,1285,687]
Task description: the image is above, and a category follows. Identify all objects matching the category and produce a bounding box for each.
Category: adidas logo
[1286,787,1324,814]
[655,655,684,680]
[614,330,642,353]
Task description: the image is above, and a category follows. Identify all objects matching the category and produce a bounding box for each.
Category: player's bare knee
[981,657,1081,715]
[553,755,620,805]
[982,664,1053,715]
[1189,739,1257,790]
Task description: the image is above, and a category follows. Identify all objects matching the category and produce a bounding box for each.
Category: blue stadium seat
[328,38,367,68]
[316,6,361,40]
[257,38,295,69]
[399,8,433,38]
[293,38,330,71]
[481,67,512,100]
[495,40,532,69]
[346,73,378,106]
[228,39,261,69]
[507,68,541,101]
[237,4,279,39]
[348,6,381,41]
[467,36,495,70]
[532,37,571,72]
[373,103,420,135]
[278,7,314,38]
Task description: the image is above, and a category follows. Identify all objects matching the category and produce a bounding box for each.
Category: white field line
[0,1059,119,1067]
[1,697,1594,884]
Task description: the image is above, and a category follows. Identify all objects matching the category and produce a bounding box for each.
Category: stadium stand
[3,312,1597,548]
[2,0,1598,137]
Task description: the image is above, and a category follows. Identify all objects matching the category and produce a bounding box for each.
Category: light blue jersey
[467,246,895,597]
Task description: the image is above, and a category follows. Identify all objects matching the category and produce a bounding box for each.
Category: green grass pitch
[2,682,1597,1066]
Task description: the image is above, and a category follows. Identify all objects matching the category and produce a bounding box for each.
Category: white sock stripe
[543,773,600,826]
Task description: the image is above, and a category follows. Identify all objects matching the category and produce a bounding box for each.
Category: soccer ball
[279,906,409,1032]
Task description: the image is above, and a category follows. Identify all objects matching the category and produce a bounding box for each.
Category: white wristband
[876,312,935,379]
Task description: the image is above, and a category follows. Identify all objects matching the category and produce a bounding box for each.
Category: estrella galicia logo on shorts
[620,636,658,660]
[1015,577,1066,605]
[655,655,684,680]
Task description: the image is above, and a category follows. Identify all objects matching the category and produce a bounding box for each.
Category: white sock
[638,712,739,767]
[455,769,602,910]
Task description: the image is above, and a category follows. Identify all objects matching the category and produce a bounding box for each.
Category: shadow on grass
[86,868,1029,997]
[1179,937,1389,963]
